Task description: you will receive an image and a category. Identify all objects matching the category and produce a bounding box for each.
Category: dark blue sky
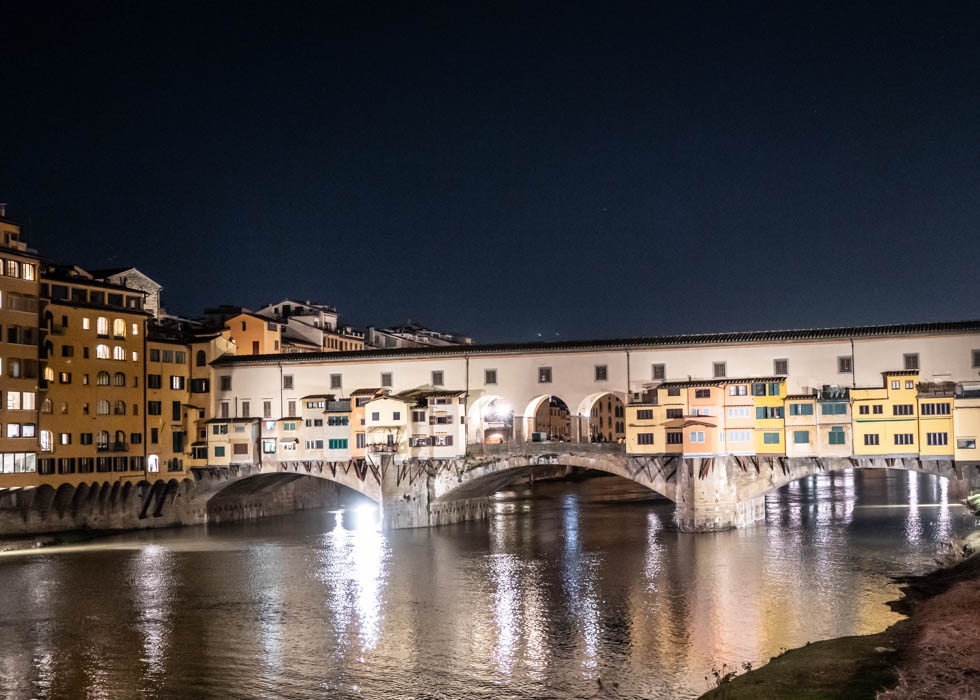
[3,2,979,342]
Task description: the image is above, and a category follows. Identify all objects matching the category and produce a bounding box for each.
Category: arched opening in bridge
[522,394,571,442]
[468,394,514,444]
[762,468,963,546]
[206,472,378,526]
[576,392,626,443]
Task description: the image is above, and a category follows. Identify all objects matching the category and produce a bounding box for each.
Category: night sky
[2,2,979,342]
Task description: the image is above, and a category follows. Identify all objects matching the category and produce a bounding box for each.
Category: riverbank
[0,528,122,553]
[699,531,980,700]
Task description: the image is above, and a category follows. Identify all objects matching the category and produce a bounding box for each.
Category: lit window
[132,323,139,336]
[82,317,90,330]
[113,346,125,360]
[112,319,126,337]
[96,344,110,359]
[96,317,109,335]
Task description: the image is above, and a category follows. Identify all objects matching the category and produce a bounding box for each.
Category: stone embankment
[699,532,980,700]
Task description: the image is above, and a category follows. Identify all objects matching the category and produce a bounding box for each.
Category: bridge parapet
[465,441,624,460]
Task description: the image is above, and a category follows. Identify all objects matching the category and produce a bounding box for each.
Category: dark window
[594,365,608,381]
[431,370,444,386]
[381,372,392,387]
[873,405,883,414]
[151,428,159,444]
[147,374,162,389]
[538,367,552,383]
[219,376,231,391]
[636,409,653,420]
[903,353,919,370]
[148,401,161,415]
[172,401,181,420]
[196,350,207,366]
[330,373,342,389]
[652,363,665,380]
[666,431,683,444]
[864,434,880,446]
[773,358,788,375]
[665,408,683,419]
[283,375,293,389]
[893,404,914,416]
[484,369,497,385]
[712,362,726,378]
[694,389,710,398]
[637,433,654,445]
[838,355,852,373]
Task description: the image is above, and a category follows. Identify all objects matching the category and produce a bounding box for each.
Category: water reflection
[0,469,974,700]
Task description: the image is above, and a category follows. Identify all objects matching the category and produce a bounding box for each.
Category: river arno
[0,469,975,699]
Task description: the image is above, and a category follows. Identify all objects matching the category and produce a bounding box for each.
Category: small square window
[773,358,788,375]
[838,355,852,373]
[431,370,444,386]
[381,372,392,387]
[282,375,293,390]
[330,373,342,389]
[594,365,607,382]
[652,363,665,380]
[973,350,980,368]
[484,369,497,385]
[903,353,919,371]
[712,362,726,378]
[538,367,552,383]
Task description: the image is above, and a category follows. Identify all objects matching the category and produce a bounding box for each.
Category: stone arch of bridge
[198,465,383,506]
[432,451,678,504]
[731,455,973,504]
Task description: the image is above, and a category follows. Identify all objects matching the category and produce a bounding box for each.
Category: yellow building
[917,381,955,458]
[0,212,40,484]
[225,312,282,355]
[188,329,236,466]
[37,267,148,485]
[751,378,786,455]
[624,384,687,456]
[590,393,625,442]
[145,334,193,477]
[852,371,919,457]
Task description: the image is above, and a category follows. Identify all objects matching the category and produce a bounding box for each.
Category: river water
[0,469,975,699]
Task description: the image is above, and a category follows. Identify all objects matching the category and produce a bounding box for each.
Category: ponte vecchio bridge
[199,320,980,530]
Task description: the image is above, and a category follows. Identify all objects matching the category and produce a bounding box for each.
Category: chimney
[0,203,6,217]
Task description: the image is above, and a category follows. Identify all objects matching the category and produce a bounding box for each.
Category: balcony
[97,442,128,453]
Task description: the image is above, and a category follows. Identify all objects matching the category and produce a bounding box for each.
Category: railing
[96,442,128,453]
[466,441,625,458]
[367,444,398,453]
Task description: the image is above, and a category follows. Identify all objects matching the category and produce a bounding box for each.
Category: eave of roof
[210,319,980,367]
[656,376,786,388]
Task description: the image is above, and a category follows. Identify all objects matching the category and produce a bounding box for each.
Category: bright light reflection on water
[0,469,975,699]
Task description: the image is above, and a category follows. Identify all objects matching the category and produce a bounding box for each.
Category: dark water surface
[0,469,975,699]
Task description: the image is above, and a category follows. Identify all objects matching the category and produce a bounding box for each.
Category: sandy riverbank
[699,531,980,700]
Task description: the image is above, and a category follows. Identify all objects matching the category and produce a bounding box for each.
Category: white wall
[212,331,980,435]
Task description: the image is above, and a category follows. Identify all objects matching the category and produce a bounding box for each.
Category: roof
[301,394,335,400]
[212,319,980,367]
[205,417,258,424]
[350,387,384,395]
[882,370,920,376]
[87,267,133,278]
[785,393,816,400]
[655,377,786,389]
[42,270,150,295]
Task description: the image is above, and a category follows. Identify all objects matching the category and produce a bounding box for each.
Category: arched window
[96,431,109,449]
[97,371,110,385]
[60,402,69,414]
[112,319,126,337]
[113,400,126,415]
[147,454,159,473]
[41,398,53,414]
[114,430,126,446]
[96,344,110,359]
[113,372,126,386]
[97,400,110,415]
[196,350,207,366]
[43,366,55,382]
[96,317,109,335]
[113,346,125,360]
[40,430,53,452]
